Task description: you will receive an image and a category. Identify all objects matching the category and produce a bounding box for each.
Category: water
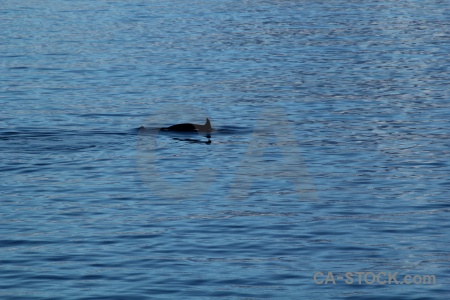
[1,0,450,299]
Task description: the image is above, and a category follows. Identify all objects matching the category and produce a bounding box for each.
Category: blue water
[1,0,450,299]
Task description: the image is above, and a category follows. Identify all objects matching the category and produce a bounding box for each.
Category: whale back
[166,123,197,131]
[161,118,212,133]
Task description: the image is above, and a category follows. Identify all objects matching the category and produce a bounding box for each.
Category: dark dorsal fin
[194,118,212,133]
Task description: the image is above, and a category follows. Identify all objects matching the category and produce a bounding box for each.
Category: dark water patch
[0,128,134,140]
[8,66,29,70]
[0,240,54,247]
[214,126,254,135]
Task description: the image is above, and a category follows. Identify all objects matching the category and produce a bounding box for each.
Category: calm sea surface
[1,0,450,299]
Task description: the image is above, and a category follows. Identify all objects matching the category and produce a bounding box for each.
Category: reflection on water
[1,0,450,299]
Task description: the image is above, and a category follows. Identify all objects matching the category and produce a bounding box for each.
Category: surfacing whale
[162,118,212,134]
[138,118,212,143]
